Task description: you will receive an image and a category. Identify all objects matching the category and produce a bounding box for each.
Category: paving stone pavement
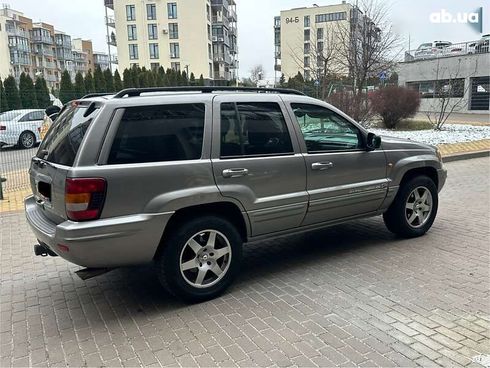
[1,157,489,367]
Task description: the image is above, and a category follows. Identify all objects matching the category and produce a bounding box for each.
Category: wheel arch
[399,166,439,189]
[153,201,249,260]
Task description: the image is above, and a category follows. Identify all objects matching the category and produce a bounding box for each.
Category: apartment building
[0,6,32,80]
[0,4,109,88]
[55,31,74,78]
[274,2,355,81]
[94,51,110,70]
[105,0,238,83]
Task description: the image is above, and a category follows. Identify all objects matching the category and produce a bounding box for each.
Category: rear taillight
[65,178,106,221]
[0,125,5,131]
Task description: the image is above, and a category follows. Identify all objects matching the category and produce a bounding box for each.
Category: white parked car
[414,41,452,59]
[0,109,49,149]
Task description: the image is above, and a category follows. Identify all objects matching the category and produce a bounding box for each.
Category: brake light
[65,178,106,221]
[0,125,5,131]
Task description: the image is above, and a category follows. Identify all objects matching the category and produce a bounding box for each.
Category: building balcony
[45,74,57,82]
[8,43,30,53]
[229,8,237,21]
[212,35,230,46]
[44,61,57,69]
[213,53,231,64]
[211,0,230,8]
[10,56,31,66]
[6,27,30,39]
[104,0,114,10]
[107,35,117,46]
[105,16,115,28]
[34,47,54,56]
[212,15,230,28]
[32,35,53,45]
[73,54,86,62]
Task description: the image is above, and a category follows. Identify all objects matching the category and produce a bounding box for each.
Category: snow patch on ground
[370,124,490,145]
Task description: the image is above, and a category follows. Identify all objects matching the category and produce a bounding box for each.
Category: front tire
[156,216,242,302]
[18,131,36,149]
[383,175,438,238]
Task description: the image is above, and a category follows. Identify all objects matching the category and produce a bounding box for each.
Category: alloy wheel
[405,186,433,228]
[179,230,232,289]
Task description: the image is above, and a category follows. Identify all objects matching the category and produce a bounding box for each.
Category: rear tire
[156,216,242,303]
[383,175,438,238]
[18,131,36,149]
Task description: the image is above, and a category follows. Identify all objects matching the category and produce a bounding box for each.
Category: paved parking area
[1,157,489,367]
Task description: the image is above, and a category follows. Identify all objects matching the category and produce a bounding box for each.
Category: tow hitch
[34,243,58,257]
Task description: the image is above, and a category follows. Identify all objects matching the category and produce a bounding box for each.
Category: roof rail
[81,93,113,99]
[113,86,305,98]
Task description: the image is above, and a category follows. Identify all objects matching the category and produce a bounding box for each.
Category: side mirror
[366,132,382,151]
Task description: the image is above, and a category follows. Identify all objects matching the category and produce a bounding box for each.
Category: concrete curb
[443,150,490,163]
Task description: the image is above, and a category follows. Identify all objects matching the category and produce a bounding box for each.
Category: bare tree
[334,0,402,121]
[288,23,345,100]
[249,65,265,85]
[424,58,477,130]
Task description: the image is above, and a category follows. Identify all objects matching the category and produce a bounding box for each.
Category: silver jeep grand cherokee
[25,87,447,302]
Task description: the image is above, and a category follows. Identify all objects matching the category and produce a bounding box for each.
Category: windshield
[0,111,23,121]
[37,103,99,166]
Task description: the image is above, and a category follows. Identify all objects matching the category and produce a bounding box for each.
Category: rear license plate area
[37,181,52,202]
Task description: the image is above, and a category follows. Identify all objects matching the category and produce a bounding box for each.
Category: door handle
[311,162,334,171]
[222,168,249,178]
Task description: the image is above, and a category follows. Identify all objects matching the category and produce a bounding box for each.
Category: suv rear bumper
[25,195,173,268]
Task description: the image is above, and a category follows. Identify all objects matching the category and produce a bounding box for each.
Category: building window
[148,24,158,40]
[317,41,324,53]
[127,25,137,41]
[304,43,310,54]
[208,44,212,59]
[146,4,156,20]
[304,29,310,41]
[129,44,138,60]
[149,43,159,59]
[304,70,311,80]
[171,62,180,71]
[126,5,136,21]
[150,62,160,70]
[170,42,180,58]
[406,79,465,98]
[304,56,310,68]
[315,11,347,23]
[304,16,310,27]
[167,2,177,19]
[317,28,324,40]
[169,23,178,39]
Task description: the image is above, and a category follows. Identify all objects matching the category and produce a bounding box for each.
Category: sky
[8,0,489,80]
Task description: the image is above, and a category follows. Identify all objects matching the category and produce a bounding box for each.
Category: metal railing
[404,40,489,62]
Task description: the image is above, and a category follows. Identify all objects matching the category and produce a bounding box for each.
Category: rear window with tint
[107,104,205,164]
[37,104,98,166]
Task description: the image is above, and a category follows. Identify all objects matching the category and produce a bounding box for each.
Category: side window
[32,111,45,121]
[108,104,205,164]
[291,103,362,152]
[220,102,293,158]
[19,112,33,122]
